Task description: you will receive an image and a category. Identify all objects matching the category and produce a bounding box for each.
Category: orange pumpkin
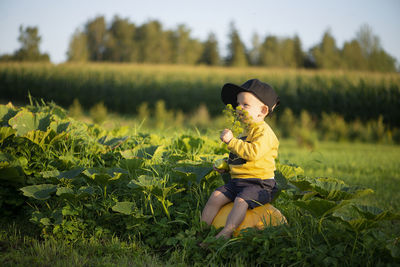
[211,202,287,236]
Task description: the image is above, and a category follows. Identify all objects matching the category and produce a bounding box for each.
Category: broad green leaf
[56,187,74,197]
[333,204,400,232]
[82,167,126,185]
[51,209,63,225]
[276,162,304,179]
[112,201,136,215]
[8,110,36,135]
[77,186,96,196]
[40,217,52,226]
[301,191,318,201]
[41,170,61,179]
[174,135,205,153]
[23,129,53,148]
[0,104,17,125]
[98,136,128,148]
[333,208,375,231]
[8,110,52,136]
[50,105,68,119]
[128,175,161,190]
[119,158,144,172]
[289,177,313,191]
[58,167,85,179]
[49,120,70,133]
[148,145,166,162]
[312,178,373,201]
[62,205,80,216]
[30,211,47,225]
[353,204,400,221]
[20,184,57,200]
[136,145,160,159]
[120,150,137,159]
[173,165,213,183]
[294,199,337,217]
[0,127,16,142]
[85,172,112,185]
[36,112,51,131]
[40,167,85,179]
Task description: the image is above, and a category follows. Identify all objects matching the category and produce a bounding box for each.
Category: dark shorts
[216,178,278,209]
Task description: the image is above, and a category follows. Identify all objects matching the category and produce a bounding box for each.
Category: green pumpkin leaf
[0,104,17,125]
[353,204,400,221]
[77,186,96,196]
[58,167,85,179]
[294,199,337,217]
[136,145,160,159]
[8,110,52,136]
[112,201,136,215]
[289,177,313,191]
[173,165,213,183]
[0,127,16,142]
[276,162,304,179]
[312,178,373,201]
[98,136,128,148]
[20,184,57,200]
[8,110,36,135]
[56,187,74,197]
[128,175,161,190]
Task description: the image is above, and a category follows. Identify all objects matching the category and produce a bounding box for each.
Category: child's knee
[211,190,224,198]
[208,190,229,205]
[234,197,249,207]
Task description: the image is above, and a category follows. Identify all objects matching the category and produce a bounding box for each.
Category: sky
[1,0,399,65]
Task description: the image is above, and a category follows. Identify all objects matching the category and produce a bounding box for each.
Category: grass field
[279,139,400,212]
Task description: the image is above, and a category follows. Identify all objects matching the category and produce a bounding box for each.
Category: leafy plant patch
[0,101,399,266]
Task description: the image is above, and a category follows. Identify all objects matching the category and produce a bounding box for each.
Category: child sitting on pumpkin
[201,78,280,239]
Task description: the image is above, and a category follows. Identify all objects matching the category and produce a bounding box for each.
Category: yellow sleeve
[227,125,269,161]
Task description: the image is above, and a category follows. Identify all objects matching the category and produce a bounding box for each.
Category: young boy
[201,78,280,239]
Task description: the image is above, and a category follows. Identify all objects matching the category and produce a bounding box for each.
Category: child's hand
[220,129,233,144]
[213,165,228,174]
[213,158,229,173]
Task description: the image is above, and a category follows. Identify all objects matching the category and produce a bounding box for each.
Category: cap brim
[221,83,248,106]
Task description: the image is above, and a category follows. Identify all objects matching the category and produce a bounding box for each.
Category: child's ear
[261,105,269,116]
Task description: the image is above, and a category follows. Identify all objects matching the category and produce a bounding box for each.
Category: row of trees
[67,16,396,71]
[1,16,397,72]
[0,26,50,62]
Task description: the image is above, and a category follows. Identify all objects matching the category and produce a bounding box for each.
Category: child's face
[237,92,268,123]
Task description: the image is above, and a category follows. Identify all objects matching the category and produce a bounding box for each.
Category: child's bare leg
[215,197,248,239]
[201,190,231,225]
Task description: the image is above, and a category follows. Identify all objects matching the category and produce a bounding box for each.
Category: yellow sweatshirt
[227,121,279,179]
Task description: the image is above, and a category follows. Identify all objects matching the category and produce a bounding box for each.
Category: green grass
[0,223,161,267]
[279,139,400,212]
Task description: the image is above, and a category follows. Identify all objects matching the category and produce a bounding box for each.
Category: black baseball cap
[221,79,280,115]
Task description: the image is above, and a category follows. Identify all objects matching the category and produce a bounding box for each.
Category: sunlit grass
[279,139,400,211]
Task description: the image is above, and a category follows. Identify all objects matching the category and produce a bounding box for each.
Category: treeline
[1,16,398,72]
[67,16,397,72]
